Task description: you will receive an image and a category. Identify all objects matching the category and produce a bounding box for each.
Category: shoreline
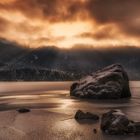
[0,81,139,139]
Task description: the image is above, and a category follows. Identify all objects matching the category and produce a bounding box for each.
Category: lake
[0,81,140,140]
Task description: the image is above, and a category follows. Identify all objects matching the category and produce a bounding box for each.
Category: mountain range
[0,38,140,80]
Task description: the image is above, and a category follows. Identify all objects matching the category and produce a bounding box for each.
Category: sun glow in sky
[0,0,17,4]
[0,0,140,48]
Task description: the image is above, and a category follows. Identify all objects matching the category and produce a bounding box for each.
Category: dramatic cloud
[0,0,139,48]
[86,0,140,37]
[0,0,86,22]
[0,17,9,31]
[78,24,120,40]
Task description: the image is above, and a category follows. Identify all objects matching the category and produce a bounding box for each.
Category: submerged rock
[17,108,30,113]
[70,64,131,99]
[93,128,97,134]
[75,110,99,120]
[101,110,140,135]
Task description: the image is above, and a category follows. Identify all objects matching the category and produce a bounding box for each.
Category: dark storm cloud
[11,0,140,36]
[86,0,140,36]
[0,0,140,46]
[0,0,85,22]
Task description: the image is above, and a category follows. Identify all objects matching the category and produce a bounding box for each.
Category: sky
[0,0,140,48]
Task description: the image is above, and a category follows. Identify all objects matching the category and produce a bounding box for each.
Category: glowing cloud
[0,0,139,48]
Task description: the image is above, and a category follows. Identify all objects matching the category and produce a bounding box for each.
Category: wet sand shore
[0,81,140,140]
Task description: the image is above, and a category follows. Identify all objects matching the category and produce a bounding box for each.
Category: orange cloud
[0,0,139,48]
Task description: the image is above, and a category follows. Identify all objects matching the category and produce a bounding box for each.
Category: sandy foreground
[0,82,140,140]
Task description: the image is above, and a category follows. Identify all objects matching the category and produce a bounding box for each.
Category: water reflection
[0,81,139,115]
[0,82,139,140]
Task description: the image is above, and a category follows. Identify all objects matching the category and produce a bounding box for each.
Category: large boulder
[101,110,140,135]
[70,64,131,99]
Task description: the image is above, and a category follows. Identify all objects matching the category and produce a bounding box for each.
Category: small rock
[101,109,140,135]
[17,108,30,113]
[75,110,99,120]
[93,128,97,134]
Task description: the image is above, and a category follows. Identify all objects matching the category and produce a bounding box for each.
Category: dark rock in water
[70,64,131,99]
[17,108,30,113]
[101,110,140,135]
[93,128,97,134]
[75,110,99,120]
